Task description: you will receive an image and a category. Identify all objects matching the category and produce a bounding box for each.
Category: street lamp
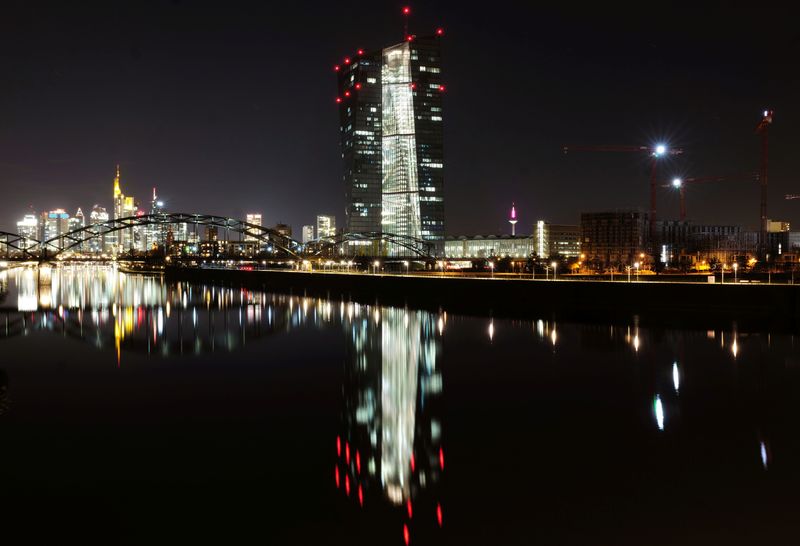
[733,262,738,283]
[373,260,380,274]
[403,260,409,274]
[634,261,640,280]
[551,261,558,281]
[489,261,495,278]
[721,263,726,283]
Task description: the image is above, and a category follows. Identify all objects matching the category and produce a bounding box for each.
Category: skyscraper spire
[113,164,122,198]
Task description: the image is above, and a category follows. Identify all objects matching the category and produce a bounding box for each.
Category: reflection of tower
[509,202,518,236]
[337,303,444,541]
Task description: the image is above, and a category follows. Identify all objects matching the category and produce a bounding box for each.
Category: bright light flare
[654,395,665,431]
[654,144,667,156]
[672,178,682,188]
[672,362,680,393]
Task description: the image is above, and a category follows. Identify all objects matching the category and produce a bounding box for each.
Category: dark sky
[1,1,798,235]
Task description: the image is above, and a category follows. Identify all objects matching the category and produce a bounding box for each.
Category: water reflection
[338,304,444,541]
[1,265,796,542]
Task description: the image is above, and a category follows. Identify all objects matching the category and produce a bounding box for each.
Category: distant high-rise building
[302,225,315,244]
[145,187,167,251]
[245,213,262,245]
[336,28,445,255]
[111,165,137,253]
[16,214,38,250]
[67,208,86,253]
[316,215,336,239]
[40,209,70,251]
[273,223,292,238]
[89,205,110,254]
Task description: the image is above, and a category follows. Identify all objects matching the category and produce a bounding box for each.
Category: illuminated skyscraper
[245,214,262,241]
[89,205,110,254]
[16,214,38,250]
[112,165,138,253]
[316,214,336,239]
[302,225,315,243]
[336,28,445,255]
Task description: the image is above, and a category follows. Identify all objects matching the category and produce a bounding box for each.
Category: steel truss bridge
[0,213,436,261]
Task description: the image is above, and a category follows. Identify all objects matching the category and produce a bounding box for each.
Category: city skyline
[1,4,798,236]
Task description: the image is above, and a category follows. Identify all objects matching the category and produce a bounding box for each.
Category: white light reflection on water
[672,362,680,394]
[654,395,664,431]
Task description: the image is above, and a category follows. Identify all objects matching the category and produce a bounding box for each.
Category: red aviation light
[402,6,411,15]
[403,524,410,545]
[410,82,416,90]
[355,83,362,90]
[438,85,446,92]
[344,90,351,97]
[335,97,342,103]
[407,499,413,519]
[436,504,443,527]
[334,65,340,72]
[357,49,364,55]
[335,466,340,488]
[436,28,444,36]
[344,57,351,64]
[406,35,414,42]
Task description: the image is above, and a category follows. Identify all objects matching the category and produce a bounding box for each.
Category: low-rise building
[444,235,533,259]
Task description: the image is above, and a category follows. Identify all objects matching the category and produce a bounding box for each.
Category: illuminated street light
[654,144,667,157]
[672,177,682,188]
[403,260,409,274]
[551,261,558,280]
[634,261,640,280]
[373,260,380,274]
[733,262,738,283]
[489,261,495,278]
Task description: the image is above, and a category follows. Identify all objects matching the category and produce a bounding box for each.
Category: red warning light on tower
[344,57,351,65]
[436,28,444,36]
[403,6,411,15]
[438,84,446,92]
[357,49,364,55]
[334,65,340,72]
[355,83,362,90]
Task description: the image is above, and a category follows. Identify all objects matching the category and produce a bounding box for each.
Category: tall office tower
[245,213,262,243]
[145,187,166,251]
[112,165,137,253]
[40,209,70,250]
[16,214,38,250]
[67,208,86,253]
[302,225,315,244]
[316,214,336,239]
[336,26,445,255]
[89,205,110,254]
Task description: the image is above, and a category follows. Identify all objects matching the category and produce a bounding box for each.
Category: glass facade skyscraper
[337,33,445,256]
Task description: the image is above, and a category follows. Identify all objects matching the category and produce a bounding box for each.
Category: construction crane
[562,144,683,250]
[756,110,773,259]
[663,173,759,221]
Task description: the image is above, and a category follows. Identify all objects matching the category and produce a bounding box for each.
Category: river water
[0,265,798,545]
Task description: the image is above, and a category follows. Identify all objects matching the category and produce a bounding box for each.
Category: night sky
[1,1,798,235]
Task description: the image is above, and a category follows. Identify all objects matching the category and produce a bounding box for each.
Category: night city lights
[1,3,799,544]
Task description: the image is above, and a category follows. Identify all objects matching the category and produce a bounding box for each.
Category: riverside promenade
[166,267,800,332]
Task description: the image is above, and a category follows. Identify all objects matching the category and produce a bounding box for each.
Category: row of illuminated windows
[418,66,441,73]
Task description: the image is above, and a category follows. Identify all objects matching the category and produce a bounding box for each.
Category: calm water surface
[1,266,799,545]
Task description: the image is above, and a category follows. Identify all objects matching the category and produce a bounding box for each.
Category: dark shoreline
[165,267,800,333]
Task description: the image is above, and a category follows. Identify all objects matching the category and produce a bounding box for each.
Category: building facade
[316,214,336,239]
[581,211,647,269]
[444,235,533,259]
[534,221,581,259]
[337,32,445,255]
[89,205,110,254]
[302,225,315,244]
[16,214,38,250]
